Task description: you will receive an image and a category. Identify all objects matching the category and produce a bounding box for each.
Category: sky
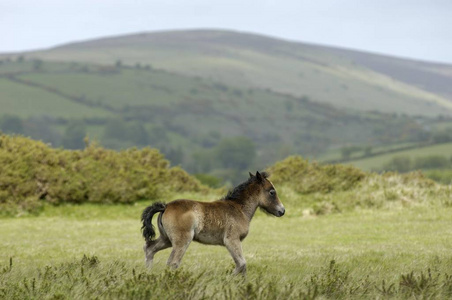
[2,0,452,63]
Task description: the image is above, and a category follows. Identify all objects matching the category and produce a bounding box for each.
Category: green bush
[0,135,207,215]
[414,155,451,170]
[268,156,366,194]
[194,173,222,188]
[266,156,449,215]
[424,169,452,185]
[382,155,413,172]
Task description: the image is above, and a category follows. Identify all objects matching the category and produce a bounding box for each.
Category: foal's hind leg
[166,230,194,269]
[144,237,171,267]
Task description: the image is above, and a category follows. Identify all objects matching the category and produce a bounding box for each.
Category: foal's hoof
[233,266,247,276]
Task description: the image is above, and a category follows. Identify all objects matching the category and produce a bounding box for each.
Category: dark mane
[222,172,269,201]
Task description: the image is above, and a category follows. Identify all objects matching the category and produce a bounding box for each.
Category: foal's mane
[222,172,269,201]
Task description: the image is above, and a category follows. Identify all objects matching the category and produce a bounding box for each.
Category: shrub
[382,155,412,172]
[0,135,207,215]
[414,155,451,170]
[268,156,366,194]
[266,156,448,215]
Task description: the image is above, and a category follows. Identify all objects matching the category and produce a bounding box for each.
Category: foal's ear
[256,171,264,183]
[249,172,254,178]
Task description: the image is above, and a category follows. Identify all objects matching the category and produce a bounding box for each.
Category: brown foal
[141,171,285,275]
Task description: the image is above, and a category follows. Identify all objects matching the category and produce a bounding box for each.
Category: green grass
[347,143,452,171]
[2,198,452,299]
[317,142,419,162]
[18,69,194,108]
[0,78,113,118]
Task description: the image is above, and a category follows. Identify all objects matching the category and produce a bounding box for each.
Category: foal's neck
[235,193,260,221]
[224,181,261,221]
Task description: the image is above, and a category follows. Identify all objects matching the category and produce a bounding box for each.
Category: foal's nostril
[278,208,285,217]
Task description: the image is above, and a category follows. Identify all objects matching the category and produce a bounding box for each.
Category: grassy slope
[347,142,452,171]
[0,77,113,118]
[18,69,191,108]
[22,30,452,116]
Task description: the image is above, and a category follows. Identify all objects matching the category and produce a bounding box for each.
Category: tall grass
[2,255,452,299]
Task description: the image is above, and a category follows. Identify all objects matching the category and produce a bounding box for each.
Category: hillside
[0,58,434,179]
[17,29,452,116]
[2,30,452,182]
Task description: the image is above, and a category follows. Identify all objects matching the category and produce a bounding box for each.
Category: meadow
[2,137,452,299]
[3,152,452,299]
[2,195,452,299]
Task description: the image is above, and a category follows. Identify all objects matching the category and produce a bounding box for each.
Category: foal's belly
[193,230,224,245]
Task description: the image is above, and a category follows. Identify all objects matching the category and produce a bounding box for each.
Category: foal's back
[162,199,248,246]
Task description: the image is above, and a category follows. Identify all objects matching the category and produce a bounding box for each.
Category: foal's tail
[141,202,166,244]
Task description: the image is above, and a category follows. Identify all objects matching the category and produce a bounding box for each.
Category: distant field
[18,69,196,108]
[2,201,452,299]
[318,142,419,162]
[0,78,113,118]
[346,142,452,171]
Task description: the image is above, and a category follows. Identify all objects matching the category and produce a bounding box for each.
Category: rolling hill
[16,29,452,117]
[1,29,452,182]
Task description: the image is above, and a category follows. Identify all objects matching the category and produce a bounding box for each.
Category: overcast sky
[2,0,452,63]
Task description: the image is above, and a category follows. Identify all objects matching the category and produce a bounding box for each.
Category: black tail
[141,202,166,243]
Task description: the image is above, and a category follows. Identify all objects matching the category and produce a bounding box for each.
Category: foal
[141,171,285,275]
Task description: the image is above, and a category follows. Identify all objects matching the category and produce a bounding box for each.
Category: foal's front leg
[224,238,246,275]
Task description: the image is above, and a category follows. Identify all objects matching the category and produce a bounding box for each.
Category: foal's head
[224,171,285,217]
[249,171,285,217]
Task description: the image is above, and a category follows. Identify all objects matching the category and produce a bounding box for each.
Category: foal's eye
[269,189,276,196]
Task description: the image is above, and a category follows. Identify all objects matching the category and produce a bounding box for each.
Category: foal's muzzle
[277,207,285,217]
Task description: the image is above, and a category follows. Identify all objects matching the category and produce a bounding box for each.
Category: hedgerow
[0,134,207,215]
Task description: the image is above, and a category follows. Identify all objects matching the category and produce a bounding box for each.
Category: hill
[17,29,452,117]
[0,58,435,181]
[2,30,452,182]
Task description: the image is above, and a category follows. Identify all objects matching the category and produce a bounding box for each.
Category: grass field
[0,78,113,118]
[2,193,452,299]
[347,142,452,171]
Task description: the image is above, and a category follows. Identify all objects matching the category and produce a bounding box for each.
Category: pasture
[2,195,452,299]
[347,142,452,171]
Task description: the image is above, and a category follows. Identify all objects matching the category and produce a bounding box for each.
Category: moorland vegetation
[1,138,452,299]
